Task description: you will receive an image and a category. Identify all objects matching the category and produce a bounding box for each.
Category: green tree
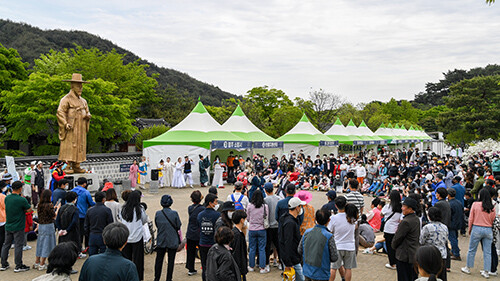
[206,104,235,124]
[266,106,302,138]
[134,125,169,151]
[0,73,137,153]
[439,75,500,144]
[244,86,293,122]
[33,46,158,117]
[0,43,28,92]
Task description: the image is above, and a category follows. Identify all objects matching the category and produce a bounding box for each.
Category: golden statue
[57,73,91,174]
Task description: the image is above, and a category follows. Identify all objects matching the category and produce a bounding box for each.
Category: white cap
[288,197,306,209]
[31,161,36,166]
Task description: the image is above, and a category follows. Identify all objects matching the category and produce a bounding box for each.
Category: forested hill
[0,19,236,106]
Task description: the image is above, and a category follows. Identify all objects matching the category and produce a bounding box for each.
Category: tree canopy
[0,73,137,154]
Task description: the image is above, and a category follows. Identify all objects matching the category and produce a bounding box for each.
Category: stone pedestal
[65,173,100,193]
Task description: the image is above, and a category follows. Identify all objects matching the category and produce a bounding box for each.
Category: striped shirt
[345,191,364,212]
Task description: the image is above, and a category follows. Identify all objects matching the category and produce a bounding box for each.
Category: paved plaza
[0,184,486,281]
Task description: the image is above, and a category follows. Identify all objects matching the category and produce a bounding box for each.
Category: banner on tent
[211,141,252,150]
[253,141,283,149]
[319,140,339,147]
[353,140,370,145]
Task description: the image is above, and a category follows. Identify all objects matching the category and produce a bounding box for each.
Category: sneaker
[481,270,490,279]
[461,267,471,274]
[38,264,47,271]
[385,264,396,270]
[188,271,198,276]
[247,266,255,272]
[489,271,498,276]
[14,264,30,273]
[22,245,32,251]
[278,263,283,270]
[260,267,270,274]
[82,247,89,254]
[190,185,193,188]
[32,263,39,269]
[70,269,78,274]
[78,253,87,259]
[265,265,270,271]
[363,249,373,254]
[0,264,9,271]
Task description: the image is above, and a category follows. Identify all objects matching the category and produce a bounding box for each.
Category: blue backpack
[231,194,245,210]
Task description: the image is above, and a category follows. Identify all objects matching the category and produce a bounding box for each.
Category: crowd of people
[0,146,499,281]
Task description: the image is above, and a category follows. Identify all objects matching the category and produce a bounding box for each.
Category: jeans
[1,230,24,267]
[154,247,177,281]
[368,183,380,193]
[293,263,305,281]
[467,225,493,271]
[88,233,106,256]
[374,242,387,253]
[449,229,460,257]
[249,230,267,268]
[185,238,198,272]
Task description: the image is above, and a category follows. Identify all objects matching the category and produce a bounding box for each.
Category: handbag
[161,210,186,252]
[263,204,270,229]
[380,211,396,233]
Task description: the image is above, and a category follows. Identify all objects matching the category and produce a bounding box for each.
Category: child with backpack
[226,181,249,211]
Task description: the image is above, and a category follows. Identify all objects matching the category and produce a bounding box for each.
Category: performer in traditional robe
[138,156,149,190]
[212,160,224,188]
[129,159,139,189]
[172,157,186,188]
[199,155,211,187]
[157,159,166,188]
[164,157,175,187]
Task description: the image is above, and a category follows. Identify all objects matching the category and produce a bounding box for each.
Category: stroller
[141,202,156,254]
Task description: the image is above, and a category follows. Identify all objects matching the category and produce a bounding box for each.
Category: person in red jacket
[24,206,34,251]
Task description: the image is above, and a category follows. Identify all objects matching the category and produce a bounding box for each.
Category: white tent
[143,101,248,184]
[278,113,338,157]
[221,105,283,158]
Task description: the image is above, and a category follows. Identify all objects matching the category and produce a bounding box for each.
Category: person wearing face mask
[51,179,68,206]
[215,201,235,235]
[279,197,306,281]
[230,210,248,281]
[197,193,220,281]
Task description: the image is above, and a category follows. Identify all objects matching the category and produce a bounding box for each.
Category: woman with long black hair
[415,245,443,281]
[119,190,148,280]
[381,189,403,270]
[461,188,496,279]
[247,191,269,274]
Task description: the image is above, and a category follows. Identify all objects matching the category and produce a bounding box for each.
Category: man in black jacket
[84,191,113,256]
[230,210,248,281]
[392,197,420,281]
[447,188,464,261]
[279,197,306,281]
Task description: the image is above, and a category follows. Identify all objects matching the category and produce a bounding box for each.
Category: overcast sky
[1,0,499,103]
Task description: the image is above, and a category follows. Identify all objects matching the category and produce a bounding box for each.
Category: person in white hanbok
[157,159,166,187]
[164,157,175,187]
[212,160,224,188]
[172,157,186,188]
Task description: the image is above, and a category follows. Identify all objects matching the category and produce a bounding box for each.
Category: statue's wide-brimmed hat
[63,73,90,83]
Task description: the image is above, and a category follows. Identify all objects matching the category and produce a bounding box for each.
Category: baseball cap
[326,190,337,199]
[288,197,306,209]
[264,182,274,192]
